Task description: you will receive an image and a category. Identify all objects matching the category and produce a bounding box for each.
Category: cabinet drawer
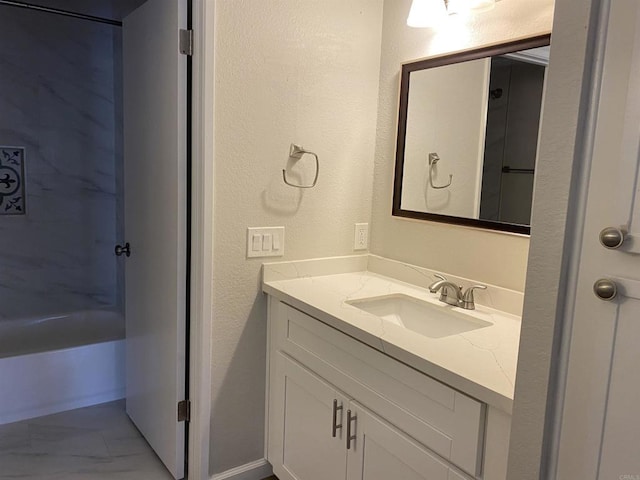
[273,302,485,477]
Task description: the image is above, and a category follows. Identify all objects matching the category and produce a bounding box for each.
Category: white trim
[503,46,550,66]
[210,459,273,480]
[189,1,215,479]
[263,296,272,460]
[541,0,611,477]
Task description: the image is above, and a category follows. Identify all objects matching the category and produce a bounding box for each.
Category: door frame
[506,0,614,478]
[188,1,215,478]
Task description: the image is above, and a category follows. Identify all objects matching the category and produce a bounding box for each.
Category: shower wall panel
[0,8,124,320]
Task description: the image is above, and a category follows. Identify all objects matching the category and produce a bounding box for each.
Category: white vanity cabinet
[272,352,467,480]
[266,299,512,480]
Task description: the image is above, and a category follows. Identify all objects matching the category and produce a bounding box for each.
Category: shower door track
[0,0,122,26]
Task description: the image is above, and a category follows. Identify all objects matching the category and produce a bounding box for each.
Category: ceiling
[8,0,148,21]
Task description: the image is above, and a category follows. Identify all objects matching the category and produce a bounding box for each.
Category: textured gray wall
[211,0,384,474]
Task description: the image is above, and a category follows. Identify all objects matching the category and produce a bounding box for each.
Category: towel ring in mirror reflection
[428,152,453,189]
[282,144,320,188]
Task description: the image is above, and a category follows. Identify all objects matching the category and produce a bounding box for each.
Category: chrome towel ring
[283,144,320,188]
[428,152,453,190]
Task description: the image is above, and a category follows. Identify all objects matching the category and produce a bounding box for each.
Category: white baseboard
[210,459,273,480]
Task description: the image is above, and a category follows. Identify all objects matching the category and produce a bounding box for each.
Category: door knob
[593,278,617,301]
[115,243,131,257]
[599,227,625,249]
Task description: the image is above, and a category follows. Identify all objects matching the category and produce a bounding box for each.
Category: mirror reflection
[393,37,551,234]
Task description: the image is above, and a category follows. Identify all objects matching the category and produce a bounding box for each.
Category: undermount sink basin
[347,294,492,339]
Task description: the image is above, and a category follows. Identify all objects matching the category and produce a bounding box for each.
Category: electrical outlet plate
[354,223,369,251]
[247,227,285,258]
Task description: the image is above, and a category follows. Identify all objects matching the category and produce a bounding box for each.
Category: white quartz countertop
[263,258,521,413]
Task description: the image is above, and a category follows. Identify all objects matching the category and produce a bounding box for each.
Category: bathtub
[0,310,125,425]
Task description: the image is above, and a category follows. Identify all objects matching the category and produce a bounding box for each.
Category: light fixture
[407,0,496,27]
[406,0,448,28]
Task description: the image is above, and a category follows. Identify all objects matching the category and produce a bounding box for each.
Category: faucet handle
[461,285,487,310]
[433,273,447,281]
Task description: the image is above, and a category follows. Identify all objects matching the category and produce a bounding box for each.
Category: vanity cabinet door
[270,353,349,480]
[346,401,468,480]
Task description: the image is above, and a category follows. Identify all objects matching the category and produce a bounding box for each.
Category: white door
[123,0,188,478]
[556,1,640,478]
[345,402,466,480]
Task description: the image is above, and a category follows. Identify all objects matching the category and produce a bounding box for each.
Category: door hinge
[178,399,191,422]
[179,29,193,56]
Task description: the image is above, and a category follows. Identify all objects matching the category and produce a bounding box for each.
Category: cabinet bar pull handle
[346,409,356,450]
[332,399,343,437]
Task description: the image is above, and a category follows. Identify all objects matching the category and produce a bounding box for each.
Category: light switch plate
[247,227,285,258]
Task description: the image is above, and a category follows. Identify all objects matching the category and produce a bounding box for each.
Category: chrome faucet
[429,275,463,306]
[428,274,487,310]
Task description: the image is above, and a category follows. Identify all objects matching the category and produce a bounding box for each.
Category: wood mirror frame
[392,34,552,235]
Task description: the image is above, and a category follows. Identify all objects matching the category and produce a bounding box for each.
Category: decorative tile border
[0,147,26,215]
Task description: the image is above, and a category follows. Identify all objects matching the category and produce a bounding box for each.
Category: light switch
[252,234,262,252]
[262,233,273,251]
[247,227,285,258]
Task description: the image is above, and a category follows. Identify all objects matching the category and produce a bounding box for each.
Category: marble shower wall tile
[0,8,123,321]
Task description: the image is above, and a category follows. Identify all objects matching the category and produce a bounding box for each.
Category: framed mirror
[392,35,551,235]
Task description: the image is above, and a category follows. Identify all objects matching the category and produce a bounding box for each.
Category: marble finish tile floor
[0,400,174,479]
